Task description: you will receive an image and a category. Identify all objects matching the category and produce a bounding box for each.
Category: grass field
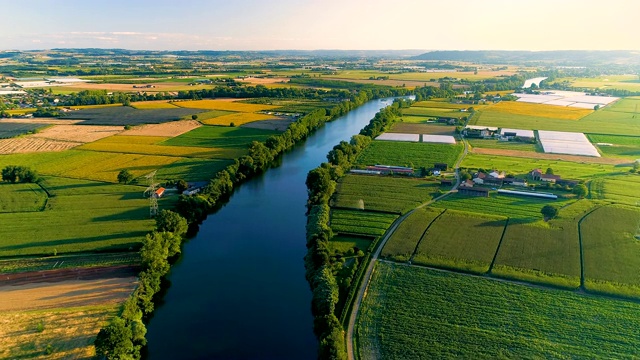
[0,176,165,257]
[467,139,538,152]
[413,211,507,273]
[471,98,640,136]
[161,125,278,149]
[356,140,463,169]
[556,75,640,92]
[77,135,246,160]
[588,134,640,158]
[189,109,235,121]
[402,106,468,119]
[329,209,397,238]
[433,192,572,222]
[591,175,640,205]
[333,175,438,214]
[356,262,640,359]
[582,205,640,297]
[461,153,622,179]
[201,112,275,126]
[0,183,47,213]
[492,220,581,288]
[172,99,278,112]
[381,208,443,262]
[328,235,373,255]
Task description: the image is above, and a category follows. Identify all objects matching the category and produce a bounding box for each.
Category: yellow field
[202,112,275,126]
[173,99,278,112]
[130,101,180,110]
[489,101,592,120]
[77,136,234,159]
[0,305,117,359]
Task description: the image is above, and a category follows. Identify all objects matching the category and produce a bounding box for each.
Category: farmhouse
[540,174,561,183]
[458,186,490,197]
[464,125,499,139]
[153,187,165,198]
[459,179,475,188]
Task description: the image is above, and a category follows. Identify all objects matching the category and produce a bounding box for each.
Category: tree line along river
[145,98,396,359]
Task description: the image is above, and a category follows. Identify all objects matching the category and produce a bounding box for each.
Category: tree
[572,184,588,198]
[94,317,134,360]
[545,167,554,175]
[176,179,189,193]
[117,169,134,184]
[155,209,188,237]
[1,165,38,183]
[541,205,558,221]
[594,104,600,110]
[191,114,198,120]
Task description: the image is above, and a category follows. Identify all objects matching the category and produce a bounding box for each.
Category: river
[145,98,397,359]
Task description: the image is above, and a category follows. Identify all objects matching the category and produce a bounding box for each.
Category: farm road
[346,139,468,360]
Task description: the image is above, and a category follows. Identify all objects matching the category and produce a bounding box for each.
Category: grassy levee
[412,210,506,274]
[471,98,640,136]
[581,205,640,298]
[356,262,640,359]
[332,175,439,214]
[355,140,463,169]
[381,208,442,262]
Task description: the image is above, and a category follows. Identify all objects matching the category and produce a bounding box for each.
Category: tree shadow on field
[0,232,147,252]
[92,207,149,221]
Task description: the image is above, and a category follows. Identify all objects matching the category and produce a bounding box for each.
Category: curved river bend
[146,98,396,359]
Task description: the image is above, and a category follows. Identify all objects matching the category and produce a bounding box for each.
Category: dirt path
[346,139,468,360]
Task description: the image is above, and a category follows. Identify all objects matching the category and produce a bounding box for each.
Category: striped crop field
[201,112,275,126]
[413,210,507,273]
[356,140,463,169]
[582,205,640,297]
[172,99,278,112]
[356,262,640,359]
[329,209,398,237]
[381,207,444,262]
[333,175,438,214]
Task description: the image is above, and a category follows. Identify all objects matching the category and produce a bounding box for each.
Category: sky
[0,0,637,51]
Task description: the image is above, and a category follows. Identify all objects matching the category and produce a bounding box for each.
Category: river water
[145,98,396,359]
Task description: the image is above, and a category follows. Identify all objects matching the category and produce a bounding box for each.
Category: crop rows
[333,175,438,214]
[381,208,443,262]
[356,140,463,169]
[357,262,640,359]
[330,209,397,237]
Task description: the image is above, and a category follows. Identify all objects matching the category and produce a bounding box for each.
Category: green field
[381,208,443,262]
[161,125,278,149]
[356,262,640,359]
[327,235,373,255]
[333,175,439,214]
[402,106,468,119]
[471,98,640,136]
[467,139,538,152]
[0,176,166,257]
[582,205,640,297]
[462,153,623,179]
[588,134,640,158]
[154,157,233,182]
[356,140,463,169]
[329,209,398,237]
[433,192,572,221]
[413,211,506,273]
[492,220,581,288]
[591,174,640,205]
[0,183,47,213]
[556,75,640,92]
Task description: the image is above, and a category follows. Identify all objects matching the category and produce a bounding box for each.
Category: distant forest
[413,50,640,66]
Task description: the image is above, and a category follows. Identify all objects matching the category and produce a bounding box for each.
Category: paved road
[345,139,468,360]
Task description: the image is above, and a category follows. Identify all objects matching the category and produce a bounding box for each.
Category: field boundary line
[408,209,447,264]
[577,205,604,290]
[488,217,510,273]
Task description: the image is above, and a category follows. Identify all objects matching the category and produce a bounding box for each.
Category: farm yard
[356,262,640,360]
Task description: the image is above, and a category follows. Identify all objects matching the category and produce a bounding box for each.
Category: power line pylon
[143,170,159,217]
